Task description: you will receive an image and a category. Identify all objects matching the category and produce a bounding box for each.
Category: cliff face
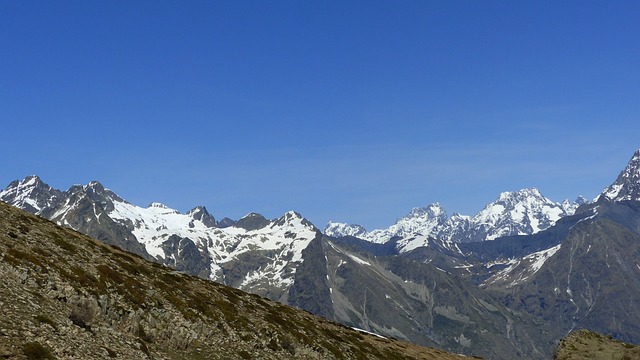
[0,201,466,360]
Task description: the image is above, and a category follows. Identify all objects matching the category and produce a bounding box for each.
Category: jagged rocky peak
[235,212,270,231]
[3,175,47,195]
[599,149,640,202]
[0,175,64,214]
[404,202,448,220]
[187,206,217,228]
[465,187,572,241]
[324,222,368,238]
[86,181,120,200]
[67,180,106,194]
[498,187,543,202]
[64,180,124,204]
[390,202,448,231]
[477,188,561,217]
[14,174,44,188]
[272,210,316,230]
[85,180,105,191]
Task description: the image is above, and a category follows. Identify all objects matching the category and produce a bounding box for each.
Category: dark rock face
[188,206,217,228]
[161,235,212,278]
[287,235,333,319]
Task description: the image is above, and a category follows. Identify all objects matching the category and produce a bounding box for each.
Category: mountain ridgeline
[3,148,640,359]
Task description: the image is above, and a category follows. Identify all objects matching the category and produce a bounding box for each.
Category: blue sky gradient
[1,1,639,229]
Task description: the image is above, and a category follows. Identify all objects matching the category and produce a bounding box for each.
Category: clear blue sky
[1,1,639,230]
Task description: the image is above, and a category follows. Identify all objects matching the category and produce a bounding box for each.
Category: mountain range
[325,188,586,246]
[2,148,640,359]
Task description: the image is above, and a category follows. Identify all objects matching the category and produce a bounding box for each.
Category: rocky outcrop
[555,330,640,360]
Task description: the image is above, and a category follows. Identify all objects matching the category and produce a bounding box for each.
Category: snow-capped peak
[275,210,304,224]
[0,176,63,214]
[496,188,544,203]
[6,175,45,191]
[405,202,447,219]
[187,205,208,217]
[21,175,44,187]
[467,188,570,241]
[598,149,640,202]
[283,210,303,219]
[187,206,217,228]
[272,211,316,231]
[324,222,368,238]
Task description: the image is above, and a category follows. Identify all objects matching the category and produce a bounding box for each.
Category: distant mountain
[0,201,461,360]
[326,188,585,248]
